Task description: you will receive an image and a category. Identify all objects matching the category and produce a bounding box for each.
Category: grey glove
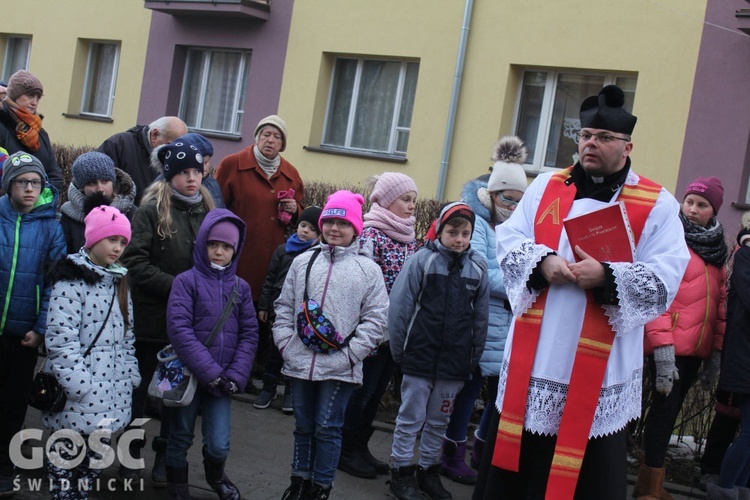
[699,350,721,391]
[654,345,679,396]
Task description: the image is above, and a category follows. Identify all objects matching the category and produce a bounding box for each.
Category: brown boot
[632,465,673,500]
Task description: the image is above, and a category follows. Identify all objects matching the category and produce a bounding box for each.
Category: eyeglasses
[12,179,44,189]
[574,131,630,145]
[496,192,520,207]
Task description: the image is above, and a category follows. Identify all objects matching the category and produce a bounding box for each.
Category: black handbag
[28,287,116,413]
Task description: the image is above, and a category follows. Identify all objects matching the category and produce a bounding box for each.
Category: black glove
[206,377,224,398]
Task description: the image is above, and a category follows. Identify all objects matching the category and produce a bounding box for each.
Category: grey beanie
[2,152,46,192]
[72,152,116,189]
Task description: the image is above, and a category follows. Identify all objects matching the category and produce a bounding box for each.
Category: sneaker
[253,390,277,409]
[282,389,294,414]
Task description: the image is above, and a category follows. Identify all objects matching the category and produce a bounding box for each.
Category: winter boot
[281,476,311,500]
[439,437,476,485]
[359,427,389,474]
[152,437,168,488]
[308,483,332,500]
[470,431,485,470]
[166,465,190,500]
[706,483,739,500]
[417,464,453,499]
[204,459,241,500]
[631,464,672,500]
[389,465,422,500]
[337,430,377,478]
[253,373,278,409]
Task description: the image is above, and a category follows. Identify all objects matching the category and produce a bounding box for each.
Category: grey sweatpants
[390,374,464,468]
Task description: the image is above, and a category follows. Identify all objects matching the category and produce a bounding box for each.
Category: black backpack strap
[303,249,321,303]
[205,277,241,348]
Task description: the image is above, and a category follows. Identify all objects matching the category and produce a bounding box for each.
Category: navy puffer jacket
[166,209,258,389]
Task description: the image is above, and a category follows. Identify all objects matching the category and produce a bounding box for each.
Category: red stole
[492,167,661,499]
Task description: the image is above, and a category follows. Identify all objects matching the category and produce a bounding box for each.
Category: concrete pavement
[11,390,706,499]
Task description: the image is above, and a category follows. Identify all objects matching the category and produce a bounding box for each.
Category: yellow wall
[278,0,708,200]
[1,0,151,148]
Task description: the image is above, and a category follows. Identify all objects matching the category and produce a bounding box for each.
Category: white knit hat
[487,136,528,194]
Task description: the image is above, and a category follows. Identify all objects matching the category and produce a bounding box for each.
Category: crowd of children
[2,114,750,500]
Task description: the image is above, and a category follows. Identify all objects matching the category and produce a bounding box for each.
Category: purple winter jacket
[166,209,258,390]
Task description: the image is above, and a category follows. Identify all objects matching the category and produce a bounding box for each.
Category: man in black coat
[97,116,187,205]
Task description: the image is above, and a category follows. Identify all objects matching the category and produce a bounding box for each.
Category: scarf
[680,212,729,267]
[363,203,416,243]
[3,98,42,152]
[170,185,203,206]
[253,145,280,178]
[286,233,316,254]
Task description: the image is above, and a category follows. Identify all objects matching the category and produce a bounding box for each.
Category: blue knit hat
[181,133,213,157]
[72,152,116,189]
[157,135,205,182]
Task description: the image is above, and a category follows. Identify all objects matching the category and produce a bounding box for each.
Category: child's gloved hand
[654,345,679,396]
[219,375,239,395]
[206,377,224,398]
[698,350,721,391]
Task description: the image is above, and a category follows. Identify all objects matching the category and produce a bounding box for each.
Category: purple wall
[679,0,750,232]
[137,2,294,165]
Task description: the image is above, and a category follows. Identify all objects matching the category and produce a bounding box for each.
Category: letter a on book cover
[563,202,635,263]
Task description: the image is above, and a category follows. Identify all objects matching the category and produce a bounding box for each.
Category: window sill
[303,145,407,163]
[62,113,114,123]
[189,130,243,142]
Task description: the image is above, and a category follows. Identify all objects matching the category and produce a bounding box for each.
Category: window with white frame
[323,57,419,156]
[2,35,31,80]
[513,70,637,172]
[179,48,250,136]
[81,42,119,117]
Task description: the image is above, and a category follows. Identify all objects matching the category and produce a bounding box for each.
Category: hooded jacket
[41,252,139,434]
[96,125,153,206]
[0,107,64,191]
[166,210,258,389]
[59,168,137,254]
[272,240,388,384]
[719,244,750,394]
[389,239,489,381]
[0,182,66,336]
[461,178,514,376]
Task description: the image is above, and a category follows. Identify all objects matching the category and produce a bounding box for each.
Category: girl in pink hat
[273,190,389,500]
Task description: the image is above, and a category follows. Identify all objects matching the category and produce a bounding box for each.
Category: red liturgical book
[563,202,635,263]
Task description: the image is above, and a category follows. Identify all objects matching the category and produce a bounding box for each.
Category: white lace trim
[500,239,550,315]
[495,359,642,438]
[604,262,669,335]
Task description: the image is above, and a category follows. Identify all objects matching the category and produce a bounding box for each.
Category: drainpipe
[436,0,474,200]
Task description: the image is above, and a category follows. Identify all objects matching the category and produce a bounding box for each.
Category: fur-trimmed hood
[461,178,492,224]
[60,168,136,223]
[47,252,124,286]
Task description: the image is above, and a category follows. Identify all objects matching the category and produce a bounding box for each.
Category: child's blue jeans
[166,386,232,467]
[290,377,356,488]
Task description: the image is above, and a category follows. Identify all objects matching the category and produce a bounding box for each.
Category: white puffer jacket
[273,241,388,384]
[42,253,140,435]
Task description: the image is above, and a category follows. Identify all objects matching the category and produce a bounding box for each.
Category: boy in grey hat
[0,151,66,494]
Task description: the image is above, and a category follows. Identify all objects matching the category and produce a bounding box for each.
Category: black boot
[359,427,389,474]
[281,476,311,500]
[152,437,168,488]
[389,465,422,500]
[337,430,377,479]
[118,435,144,482]
[417,464,452,500]
[204,459,241,500]
[308,483,332,500]
[166,465,190,500]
